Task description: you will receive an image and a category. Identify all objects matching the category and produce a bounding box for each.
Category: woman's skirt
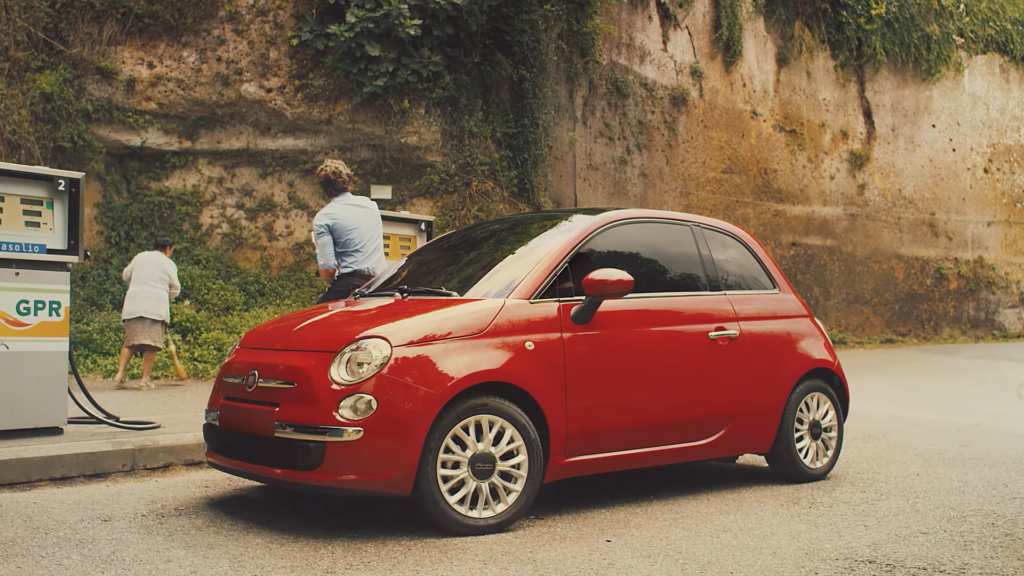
[123,317,165,351]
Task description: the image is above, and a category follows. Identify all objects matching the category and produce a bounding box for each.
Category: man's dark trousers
[317,271,374,304]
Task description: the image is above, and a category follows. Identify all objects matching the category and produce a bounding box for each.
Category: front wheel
[766,379,844,482]
[414,395,545,535]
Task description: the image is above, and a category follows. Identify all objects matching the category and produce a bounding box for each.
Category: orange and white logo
[0,282,70,351]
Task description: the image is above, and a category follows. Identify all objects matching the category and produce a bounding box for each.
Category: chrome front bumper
[204,409,363,442]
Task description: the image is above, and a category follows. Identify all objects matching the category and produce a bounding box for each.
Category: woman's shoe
[139,379,156,389]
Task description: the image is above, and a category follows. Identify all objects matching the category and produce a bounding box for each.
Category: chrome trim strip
[273,422,364,442]
[531,291,727,303]
[622,291,721,299]
[565,429,726,462]
[530,288,780,303]
[257,378,297,388]
[221,375,296,388]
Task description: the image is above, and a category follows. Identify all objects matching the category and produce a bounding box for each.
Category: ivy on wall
[291,0,609,210]
[764,0,1024,77]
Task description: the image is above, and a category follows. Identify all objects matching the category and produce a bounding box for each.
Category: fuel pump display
[0,161,84,432]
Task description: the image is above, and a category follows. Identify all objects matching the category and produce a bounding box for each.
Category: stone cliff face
[546,1,1024,337]
[82,1,439,266]
[82,0,1023,337]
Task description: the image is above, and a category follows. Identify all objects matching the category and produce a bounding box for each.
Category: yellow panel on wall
[382,234,418,260]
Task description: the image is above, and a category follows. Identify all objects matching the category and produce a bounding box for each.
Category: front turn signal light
[338,394,378,421]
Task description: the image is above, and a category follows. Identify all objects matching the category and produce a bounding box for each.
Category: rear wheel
[414,395,544,535]
[766,379,844,482]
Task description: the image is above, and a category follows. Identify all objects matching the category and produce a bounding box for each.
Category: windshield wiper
[363,286,460,298]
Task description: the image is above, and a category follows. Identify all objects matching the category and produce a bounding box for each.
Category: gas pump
[0,161,84,432]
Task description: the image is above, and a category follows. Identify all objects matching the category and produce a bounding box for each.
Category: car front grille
[204,423,325,471]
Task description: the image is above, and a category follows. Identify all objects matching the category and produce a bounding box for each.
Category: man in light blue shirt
[312,159,386,304]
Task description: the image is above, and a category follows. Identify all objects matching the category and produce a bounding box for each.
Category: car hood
[237,298,506,352]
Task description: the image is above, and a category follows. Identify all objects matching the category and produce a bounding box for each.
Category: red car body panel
[205,209,849,496]
[238,298,505,351]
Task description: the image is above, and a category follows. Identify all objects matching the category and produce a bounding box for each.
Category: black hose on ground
[67,350,162,431]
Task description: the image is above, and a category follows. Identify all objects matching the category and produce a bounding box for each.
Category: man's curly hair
[316,159,354,197]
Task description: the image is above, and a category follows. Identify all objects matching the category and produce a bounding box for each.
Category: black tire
[766,378,845,483]
[414,395,545,536]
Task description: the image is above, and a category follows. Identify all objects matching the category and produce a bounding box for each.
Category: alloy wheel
[435,414,529,518]
[793,392,839,469]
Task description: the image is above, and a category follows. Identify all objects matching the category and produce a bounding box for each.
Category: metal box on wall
[380,210,435,261]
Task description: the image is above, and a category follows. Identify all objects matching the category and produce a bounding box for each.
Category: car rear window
[703,228,775,291]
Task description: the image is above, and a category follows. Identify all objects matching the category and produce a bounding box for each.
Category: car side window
[566,222,708,296]
[539,266,573,300]
[703,228,775,291]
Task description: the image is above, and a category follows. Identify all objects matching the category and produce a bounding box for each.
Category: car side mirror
[570,268,634,325]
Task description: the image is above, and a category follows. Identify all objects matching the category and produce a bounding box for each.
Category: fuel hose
[67,350,162,431]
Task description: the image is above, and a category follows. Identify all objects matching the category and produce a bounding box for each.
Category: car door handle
[708,330,740,340]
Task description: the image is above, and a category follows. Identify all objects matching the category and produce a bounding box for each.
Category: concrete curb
[0,433,206,486]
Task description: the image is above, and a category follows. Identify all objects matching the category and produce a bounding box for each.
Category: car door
[697,226,810,442]
[556,220,743,458]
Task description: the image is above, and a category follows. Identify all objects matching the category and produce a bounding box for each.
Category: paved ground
[1,342,1022,575]
[0,378,209,485]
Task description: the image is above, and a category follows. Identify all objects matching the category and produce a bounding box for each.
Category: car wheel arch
[428,381,551,464]
[797,367,849,421]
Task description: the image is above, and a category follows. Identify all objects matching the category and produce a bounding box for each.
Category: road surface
[1,342,1022,575]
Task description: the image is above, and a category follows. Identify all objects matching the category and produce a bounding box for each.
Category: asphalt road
[2,342,1022,575]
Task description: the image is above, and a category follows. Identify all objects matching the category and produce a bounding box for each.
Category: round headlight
[338,394,378,420]
[328,338,392,385]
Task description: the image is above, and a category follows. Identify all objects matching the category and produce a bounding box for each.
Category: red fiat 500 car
[204,208,849,534]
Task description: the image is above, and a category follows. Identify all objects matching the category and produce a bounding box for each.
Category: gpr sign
[0,283,70,351]
[14,299,63,318]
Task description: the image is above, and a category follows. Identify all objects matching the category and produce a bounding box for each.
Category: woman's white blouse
[121,251,181,322]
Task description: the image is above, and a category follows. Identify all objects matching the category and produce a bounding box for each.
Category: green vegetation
[849,147,871,171]
[688,60,704,83]
[713,0,745,70]
[764,0,1024,77]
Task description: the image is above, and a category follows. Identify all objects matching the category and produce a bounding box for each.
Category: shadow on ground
[203,460,778,539]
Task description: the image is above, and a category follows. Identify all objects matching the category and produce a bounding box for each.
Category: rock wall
[546,0,1024,337]
[81,0,440,264]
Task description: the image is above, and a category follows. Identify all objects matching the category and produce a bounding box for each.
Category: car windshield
[361,210,607,299]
